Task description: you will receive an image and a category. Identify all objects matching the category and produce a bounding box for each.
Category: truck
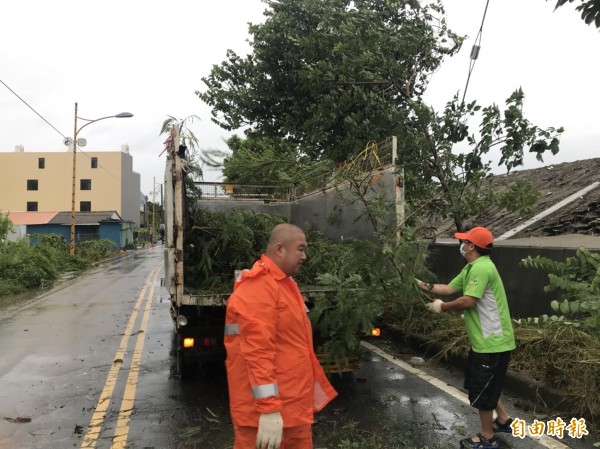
[162,128,231,377]
[162,126,380,378]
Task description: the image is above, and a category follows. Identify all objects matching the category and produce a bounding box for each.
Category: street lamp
[70,102,133,256]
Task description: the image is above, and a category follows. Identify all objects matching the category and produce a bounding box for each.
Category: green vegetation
[403,309,600,435]
[395,247,600,434]
[550,0,600,28]
[0,233,118,298]
[0,213,12,240]
[520,247,600,337]
[183,207,286,291]
[199,0,563,232]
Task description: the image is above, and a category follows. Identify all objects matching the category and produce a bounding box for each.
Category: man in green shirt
[416,226,516,449]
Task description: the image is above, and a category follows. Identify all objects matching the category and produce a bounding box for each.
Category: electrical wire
[460,0,491,105]
[1,78,142,197]
[0,78,67,139]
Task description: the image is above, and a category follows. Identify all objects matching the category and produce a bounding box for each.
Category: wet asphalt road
[0,246,596,449]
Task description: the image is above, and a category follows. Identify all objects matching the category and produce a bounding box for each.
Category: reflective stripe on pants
[233,424,312,449]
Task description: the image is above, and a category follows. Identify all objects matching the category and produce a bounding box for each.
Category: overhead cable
[461,0,491,105]
[0,78,141,193]
[0,78,67,139]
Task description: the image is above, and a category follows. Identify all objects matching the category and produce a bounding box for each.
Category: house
[6,210,134,249]
[0,146,141,225]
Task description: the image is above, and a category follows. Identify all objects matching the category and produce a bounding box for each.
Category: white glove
[256,411,283,449]
[425,299,443,313]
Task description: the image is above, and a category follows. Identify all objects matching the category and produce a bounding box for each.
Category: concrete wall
[427,242,596,318]
[198,200,292,220]
[197,172,592,319]
[120,153,141,225]
[6,224,27,242]
[197,168,397,243]
[290,171,396,243]
[120,222,135,248]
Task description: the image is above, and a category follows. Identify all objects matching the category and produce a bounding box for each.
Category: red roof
[6,211,59,225]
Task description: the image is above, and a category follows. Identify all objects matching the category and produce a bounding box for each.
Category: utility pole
[70,103,78,256]
[152,176,156,245]
[392,136,405,243]
[68,104,133,255]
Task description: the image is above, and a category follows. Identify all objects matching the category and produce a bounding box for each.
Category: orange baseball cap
[454,226,494,249]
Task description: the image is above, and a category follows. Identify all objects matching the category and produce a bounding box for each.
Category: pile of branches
[183,207,286,292]
[182,207,354,292]
[512,324,600,426]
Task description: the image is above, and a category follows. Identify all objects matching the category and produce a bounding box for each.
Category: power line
[461,0,491,105]
[1,78,142,194]
[0,78,67,139]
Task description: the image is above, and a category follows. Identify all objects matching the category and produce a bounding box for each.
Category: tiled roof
[5,211,59,225]
[433,158,600,239]
[48,211,122,225]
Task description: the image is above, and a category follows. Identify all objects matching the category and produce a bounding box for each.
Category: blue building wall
[26,221,131,249]
[26,224,70,243]
[99,222,122,248]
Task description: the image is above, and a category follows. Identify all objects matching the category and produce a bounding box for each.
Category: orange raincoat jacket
[224,254,338,428]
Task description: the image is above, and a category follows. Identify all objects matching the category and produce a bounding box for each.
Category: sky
[1,0,599,199]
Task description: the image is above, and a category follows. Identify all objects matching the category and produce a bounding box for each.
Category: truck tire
[177,350,195,380]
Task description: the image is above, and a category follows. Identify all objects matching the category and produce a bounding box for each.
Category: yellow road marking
[81,264,162,449]
[110,267,161,448]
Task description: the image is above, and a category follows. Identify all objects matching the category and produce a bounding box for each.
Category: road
[0,246,596,449]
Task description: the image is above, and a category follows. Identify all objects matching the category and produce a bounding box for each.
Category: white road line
[360,341,571,449]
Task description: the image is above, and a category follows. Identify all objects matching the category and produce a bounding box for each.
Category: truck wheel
[177,351,195,380]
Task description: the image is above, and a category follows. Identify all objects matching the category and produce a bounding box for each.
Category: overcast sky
[1,1,599,198]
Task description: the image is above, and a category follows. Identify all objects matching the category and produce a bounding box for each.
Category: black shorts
[464,350,511,411]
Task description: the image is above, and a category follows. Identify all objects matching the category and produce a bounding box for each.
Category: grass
[391,308,600,437]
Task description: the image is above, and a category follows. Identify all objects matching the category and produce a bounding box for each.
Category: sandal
[460,433,499,449]
[493,417,514,433]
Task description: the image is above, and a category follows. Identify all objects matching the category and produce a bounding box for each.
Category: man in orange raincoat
[224,223,338,449]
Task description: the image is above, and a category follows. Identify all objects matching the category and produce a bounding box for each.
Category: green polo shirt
[449,255,515,353]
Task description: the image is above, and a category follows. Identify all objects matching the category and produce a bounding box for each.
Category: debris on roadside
[2,416,31,423]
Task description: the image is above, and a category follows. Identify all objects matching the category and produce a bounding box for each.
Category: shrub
[0,234,116,297]
[76,239,117,262]
[0,240,57,291]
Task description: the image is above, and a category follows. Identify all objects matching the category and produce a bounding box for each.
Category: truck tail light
[183,337,195,348]
[203,337,211,347]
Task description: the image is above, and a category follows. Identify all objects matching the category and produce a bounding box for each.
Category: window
[27,179,38,191]
[91,157,98,169]
[80,179,92,190]
[78,225,99,242]
[38,158,45,169]
[27,202,38,211]
[80,201,91,212]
